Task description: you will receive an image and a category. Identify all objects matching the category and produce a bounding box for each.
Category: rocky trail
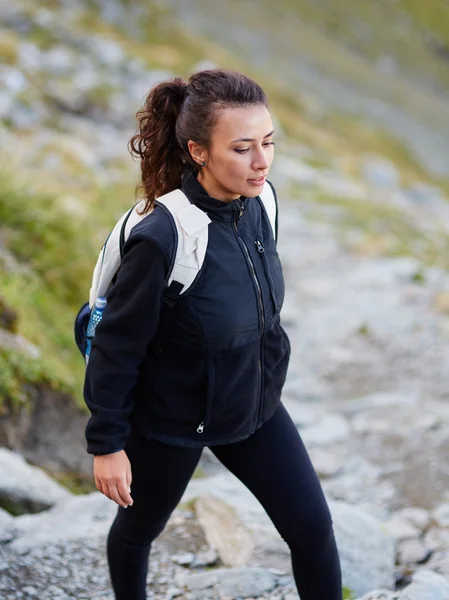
[1,1,449,598]
[2,197,449,599]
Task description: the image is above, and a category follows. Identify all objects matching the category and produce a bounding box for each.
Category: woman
[84,68,342,600]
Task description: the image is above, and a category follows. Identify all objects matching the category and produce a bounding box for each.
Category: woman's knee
[109,507,168,547]
[280,504,335,551]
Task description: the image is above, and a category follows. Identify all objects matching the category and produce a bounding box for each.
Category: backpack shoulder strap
[258,180,278,243]
[156,190,211,302]
[89,190,211,309]
[89,201,146,308]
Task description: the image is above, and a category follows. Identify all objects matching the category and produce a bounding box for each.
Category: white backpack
[89,185,277,310]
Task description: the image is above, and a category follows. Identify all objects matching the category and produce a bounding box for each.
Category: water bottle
[85,296,107,366]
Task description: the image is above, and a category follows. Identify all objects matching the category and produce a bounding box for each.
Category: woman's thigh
[209,403,333,542]
[114,432,202,540]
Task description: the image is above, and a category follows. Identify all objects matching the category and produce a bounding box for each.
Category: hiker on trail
[83,68,342,600]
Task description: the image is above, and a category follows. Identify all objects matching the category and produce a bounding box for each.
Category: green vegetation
[0,173,102,409]
[0,347,69,413]
[46,469,97,495]
[0,497,24,516]
[342,586,356,600]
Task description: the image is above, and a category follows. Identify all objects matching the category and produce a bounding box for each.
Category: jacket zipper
[255,239,278,313]
[235,206,265,429]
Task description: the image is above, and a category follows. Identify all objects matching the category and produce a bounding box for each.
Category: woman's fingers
[95,478,104,495]
[117,478,133,507]
[92,450,133,507]
[103,482,130,508]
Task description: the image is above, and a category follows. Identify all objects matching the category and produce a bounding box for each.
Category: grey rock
[0,506,16,543]
[397,538,432,565]
[322,456,399,508]
[191,548,219,568]
[3,67,28,93]
[330,500,396,596]
[398,570,449,599]
[432,504,449,528]
[166,587,184,599]
[424,528,449,553]
[300,413,351,446]
[0,447,71,514]
[17,42,43,71]
[404,183,445,206]
[89,38,125,67]
[181,567,276,598]
[171,552,195,566]
[338,392,419,416]
[0,329,41,358]
[395,507,432,532]
[308,448,345,478]
[362,157,400,189]
[194,495,253,567]
[43,46,75,74]
[10,492,116,552]
[0,90,14,119]
[426,552,449,580]
[355,590,399,600]
[383,515,422,542]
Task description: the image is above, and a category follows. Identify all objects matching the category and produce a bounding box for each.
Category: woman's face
[189,104,275,202]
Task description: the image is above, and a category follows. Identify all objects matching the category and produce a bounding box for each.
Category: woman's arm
[83,235,167,456]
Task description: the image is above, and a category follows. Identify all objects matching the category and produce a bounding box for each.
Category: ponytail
[128,77,188,214]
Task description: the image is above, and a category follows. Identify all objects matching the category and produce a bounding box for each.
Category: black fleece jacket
[84,172,291,455]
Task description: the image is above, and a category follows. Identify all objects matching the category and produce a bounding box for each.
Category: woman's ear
[187,140,207,168]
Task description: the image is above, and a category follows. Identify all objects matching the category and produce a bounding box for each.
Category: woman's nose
[253,150,270,170]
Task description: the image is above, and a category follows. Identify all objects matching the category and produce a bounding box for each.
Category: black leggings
[107,403,342,599]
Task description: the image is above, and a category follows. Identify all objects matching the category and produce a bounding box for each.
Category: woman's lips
[248,176,266,185]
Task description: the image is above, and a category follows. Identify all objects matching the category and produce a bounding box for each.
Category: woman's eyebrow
[231,129,275,143]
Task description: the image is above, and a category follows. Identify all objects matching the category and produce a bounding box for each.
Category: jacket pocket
[262,318,291,409]
[140,344,209,429]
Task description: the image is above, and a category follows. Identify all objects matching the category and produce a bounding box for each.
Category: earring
[201,161,206,167]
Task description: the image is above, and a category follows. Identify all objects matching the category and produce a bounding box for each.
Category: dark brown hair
[128,68,268,213]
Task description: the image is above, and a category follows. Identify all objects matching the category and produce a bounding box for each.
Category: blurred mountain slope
[0,0,448,435]
[169,0,449,179]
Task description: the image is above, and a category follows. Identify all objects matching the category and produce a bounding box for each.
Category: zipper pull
[255,239,265,253]
[197,422,204,434]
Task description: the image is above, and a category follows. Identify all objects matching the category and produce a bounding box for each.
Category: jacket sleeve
[83,235,167,455]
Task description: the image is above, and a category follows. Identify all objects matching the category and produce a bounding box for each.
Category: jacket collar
[181,167,250,221]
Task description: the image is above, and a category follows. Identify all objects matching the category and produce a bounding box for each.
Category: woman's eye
[234,142,275,154]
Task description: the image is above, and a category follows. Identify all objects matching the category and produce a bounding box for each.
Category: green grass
[45,469,97,495]
[342,586,356,600]
[0,172,104,409]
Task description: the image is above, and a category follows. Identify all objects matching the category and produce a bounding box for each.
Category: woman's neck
[196,172,240,203]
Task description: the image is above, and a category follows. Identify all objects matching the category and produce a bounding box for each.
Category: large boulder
[10,491,117,553]
[0,447,72,514]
